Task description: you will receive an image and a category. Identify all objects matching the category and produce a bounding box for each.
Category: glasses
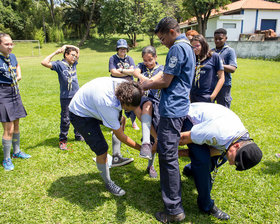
[70,54,77,58]
[192,44,201,49]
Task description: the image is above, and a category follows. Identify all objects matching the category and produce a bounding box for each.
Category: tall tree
[182,0,231,36]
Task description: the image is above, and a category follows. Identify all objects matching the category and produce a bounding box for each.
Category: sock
[2,138,12,160]
[12,133,20,154]
[141,114,152,144]
[148,153,156,168]
[112,133,121,156]
[96,162,111,184]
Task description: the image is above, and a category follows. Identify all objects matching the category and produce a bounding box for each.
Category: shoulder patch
[168,56,178,68]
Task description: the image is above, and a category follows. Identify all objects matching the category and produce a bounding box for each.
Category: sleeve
[136,62,143,70]
[163,45,189,77]
[227,48,237,68]
[128,56,135,68]
[214,54,224,71]
[50,60,60,72]
[109,56,116,71]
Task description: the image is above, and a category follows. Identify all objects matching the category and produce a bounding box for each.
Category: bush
[49,26,64,43]
[34,28,45,47]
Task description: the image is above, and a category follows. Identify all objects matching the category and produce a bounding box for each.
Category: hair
[186,30,199,38]
[142,45,157,57]
[0,33,11,43]
[214,28,227,36]
[154,17,180,34]
[115,81,143,107]
[191,34,212,60]
[63,47,78,58]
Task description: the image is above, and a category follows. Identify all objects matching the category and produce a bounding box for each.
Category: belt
[0,83,15,87]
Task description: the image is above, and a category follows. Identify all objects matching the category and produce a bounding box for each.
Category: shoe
[182,163,193,177]
[209,205,230,220]
[132,121,140,130]
[2,158,14,171]
[12,151,31,159]
[275,153,280,158]
[75,136,85,141]
[111,154,134,167]
[140,143,152,160]
[105,181,126,196]
[147,165,157,178]
[59,141,69,150]
[155,211,185,223]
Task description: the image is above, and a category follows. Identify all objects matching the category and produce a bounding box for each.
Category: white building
[180,0,280,41]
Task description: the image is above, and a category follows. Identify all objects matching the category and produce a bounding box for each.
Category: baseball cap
[116,39,128,49]
[235,142,262,171]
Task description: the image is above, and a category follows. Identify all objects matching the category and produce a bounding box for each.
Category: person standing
[41,45,84,150]
[0,33,31,171]
[212,28,237,108]
[69,77,142,196]
[142,17,195,223]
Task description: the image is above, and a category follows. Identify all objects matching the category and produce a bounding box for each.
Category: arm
[16,64,22,82]
[41,46,65,69]
[210,70,224,102]
[223,65,236,73]
[110,67,135,77]
[179,131,193,145]
[112,127,141,151]
[141,72,173,90]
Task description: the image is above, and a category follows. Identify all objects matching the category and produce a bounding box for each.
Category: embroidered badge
[168,56,178,68]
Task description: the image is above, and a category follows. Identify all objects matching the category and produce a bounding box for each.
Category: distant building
[180,0,280,41]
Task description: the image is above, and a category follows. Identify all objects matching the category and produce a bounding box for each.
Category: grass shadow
[47,160,214,223]
[27,137,59,149]
[261,160,280,175]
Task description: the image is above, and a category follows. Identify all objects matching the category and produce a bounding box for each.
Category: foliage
[160,0,184,22]
[34,28,45,46]
[48,26,65,43]
[182,0,231,36]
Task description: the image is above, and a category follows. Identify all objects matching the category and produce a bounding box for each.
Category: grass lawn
[1,36,280,223]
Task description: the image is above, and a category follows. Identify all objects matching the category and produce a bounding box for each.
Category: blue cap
[116,39,128,49]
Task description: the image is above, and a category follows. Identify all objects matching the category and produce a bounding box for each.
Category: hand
[151,141,157,154]
[138,76,149,85]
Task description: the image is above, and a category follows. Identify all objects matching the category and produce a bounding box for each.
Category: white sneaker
[132,121,140,130]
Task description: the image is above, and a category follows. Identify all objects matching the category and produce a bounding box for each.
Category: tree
[161,0,184,22]
[142,0,165,46]
[182,0,231,36]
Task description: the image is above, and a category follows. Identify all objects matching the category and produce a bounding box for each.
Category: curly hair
[115,81,143,107]
[63,47,78,58]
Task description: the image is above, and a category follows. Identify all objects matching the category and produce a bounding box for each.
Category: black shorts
[0,85,27,122]
[140,96,160,132]
[69,112,108,156]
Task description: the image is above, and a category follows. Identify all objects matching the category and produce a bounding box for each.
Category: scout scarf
[0,53,18,93]
[62,60,76,91]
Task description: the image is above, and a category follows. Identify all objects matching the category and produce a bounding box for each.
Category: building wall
[208,40,280,58]
[242,9,257,34]
[257,10,280,35]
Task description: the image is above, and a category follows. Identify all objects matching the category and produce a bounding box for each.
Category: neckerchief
[144,64,161,97]
[211,130,249,183]
[62,60,76,91]
[174,38,191,46]
[116,54,129,69]
[0,53,18,93]
[215,44,229,55]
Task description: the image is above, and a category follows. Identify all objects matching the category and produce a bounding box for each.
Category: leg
[2,121,14,170]
[11,119,31,159]
[157,117,185,216]
[59,98,71,142]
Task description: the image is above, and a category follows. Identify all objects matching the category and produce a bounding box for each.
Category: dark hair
[64,47,78,58]
[191,35,212,60]
[115,81,143,107]
[214,28,227,36]
[0,33,11,43]
[154,17,180,34]
[142,46,157,57]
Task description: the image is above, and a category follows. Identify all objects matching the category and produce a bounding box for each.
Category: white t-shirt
[188,103,247,152]
[69,77,124,130]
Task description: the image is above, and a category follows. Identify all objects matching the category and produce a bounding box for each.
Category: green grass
[1,36,280,223]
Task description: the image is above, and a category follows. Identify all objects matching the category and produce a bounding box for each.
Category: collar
[0,52,9,59]
[116,53,127,60]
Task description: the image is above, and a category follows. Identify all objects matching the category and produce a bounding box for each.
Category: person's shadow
[260,159,280,175]
[47,161,214,223]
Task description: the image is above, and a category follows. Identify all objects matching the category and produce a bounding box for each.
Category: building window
[223,23,236,29]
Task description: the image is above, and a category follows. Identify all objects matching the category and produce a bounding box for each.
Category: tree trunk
[44,0,55,25]
[78,0,96,47]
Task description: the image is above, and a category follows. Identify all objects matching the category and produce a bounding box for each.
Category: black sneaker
[209,205,230,220]
[111,154,134,167]
[105,181,126,196]
[75,136,85,141]
[139,143,152,160]
[155,211,185,223]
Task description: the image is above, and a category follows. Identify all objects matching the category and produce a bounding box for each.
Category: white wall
[242,10,257,34]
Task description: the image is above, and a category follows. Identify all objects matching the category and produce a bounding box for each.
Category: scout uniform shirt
[109,54,135,80]
[0,53,18,86]
[51,59,79,98]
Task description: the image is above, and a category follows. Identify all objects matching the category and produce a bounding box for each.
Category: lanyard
[62,61,76,91]
[211,130,249,184]
[0,53,18,93]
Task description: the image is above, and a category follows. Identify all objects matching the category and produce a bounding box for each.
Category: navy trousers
[59,98,82,141]
[182,118,214,212]
[157,116,185,215]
